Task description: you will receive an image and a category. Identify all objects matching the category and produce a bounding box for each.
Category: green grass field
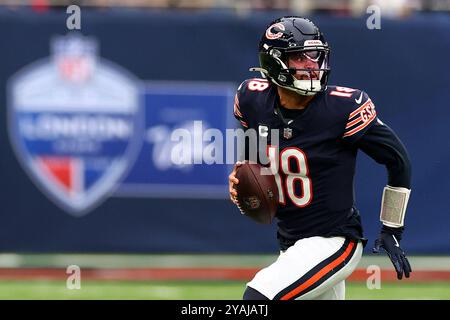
[1,280,450,300]
[1,255,450,300]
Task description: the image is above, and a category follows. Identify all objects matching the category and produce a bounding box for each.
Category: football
[235,162,279,224]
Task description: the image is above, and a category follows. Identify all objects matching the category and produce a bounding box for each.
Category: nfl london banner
[7,33,235,217]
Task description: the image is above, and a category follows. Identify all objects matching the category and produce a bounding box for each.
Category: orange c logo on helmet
[265,23,285,40]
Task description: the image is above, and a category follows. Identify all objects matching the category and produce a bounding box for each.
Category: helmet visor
[286,49,329,81]
[288,50,323,63]
[286,47,329,65]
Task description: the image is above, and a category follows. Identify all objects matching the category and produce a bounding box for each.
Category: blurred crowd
[0,0,449,15]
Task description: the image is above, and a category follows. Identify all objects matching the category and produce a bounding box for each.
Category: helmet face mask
[255,17,331,96]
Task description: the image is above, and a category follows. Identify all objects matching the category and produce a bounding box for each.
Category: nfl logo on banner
[7,34,143,216]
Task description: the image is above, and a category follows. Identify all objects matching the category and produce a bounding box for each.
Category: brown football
[235,162,279,224]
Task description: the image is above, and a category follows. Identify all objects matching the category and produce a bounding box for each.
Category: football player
[229,16,412,300]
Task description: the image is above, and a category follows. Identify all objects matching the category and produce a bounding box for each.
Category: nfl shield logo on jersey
[7,34,143,216]
[283,127,293,139]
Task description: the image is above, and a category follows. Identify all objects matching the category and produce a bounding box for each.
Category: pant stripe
[274,238,357,300]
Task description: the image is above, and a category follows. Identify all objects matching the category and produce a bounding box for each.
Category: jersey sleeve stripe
[343,111,377,137]
[234,103,243,118]
[329,91,353,98]
[240,120,248,128]
[345,116,363,129]
[233,94,244,118]
[349,98,371,119]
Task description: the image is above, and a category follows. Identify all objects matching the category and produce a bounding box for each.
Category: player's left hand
[372,226,412,280]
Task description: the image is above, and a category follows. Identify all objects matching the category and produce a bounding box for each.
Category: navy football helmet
[252,16,331,96]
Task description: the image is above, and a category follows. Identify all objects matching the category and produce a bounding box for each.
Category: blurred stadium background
[0,0,449,299]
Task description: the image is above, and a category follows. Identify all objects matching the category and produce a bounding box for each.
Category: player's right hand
[228,161,242,204]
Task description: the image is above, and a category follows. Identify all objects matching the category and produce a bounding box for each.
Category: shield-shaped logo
[283,127,293,139]
[7,34,143,216]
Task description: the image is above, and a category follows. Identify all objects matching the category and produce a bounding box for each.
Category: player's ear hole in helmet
[250,16,331,96]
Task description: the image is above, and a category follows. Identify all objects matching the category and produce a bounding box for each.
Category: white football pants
[247,236,363,300]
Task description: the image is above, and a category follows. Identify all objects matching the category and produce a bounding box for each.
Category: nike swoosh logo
[392,235,400,248]
[355,92,363,104]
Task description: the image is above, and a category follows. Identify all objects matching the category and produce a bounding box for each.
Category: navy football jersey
[233,78,379,247]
